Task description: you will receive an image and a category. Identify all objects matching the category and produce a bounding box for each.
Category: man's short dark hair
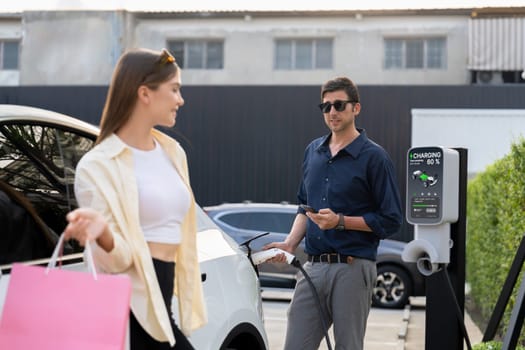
[321,77,360,103]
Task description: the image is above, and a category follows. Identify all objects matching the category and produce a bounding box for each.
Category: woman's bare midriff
[147,241,179,262]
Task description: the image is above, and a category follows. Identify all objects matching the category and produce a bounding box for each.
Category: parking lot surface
[262,293,483,350]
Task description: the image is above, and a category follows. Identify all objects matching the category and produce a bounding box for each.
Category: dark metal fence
[2,84,525,241]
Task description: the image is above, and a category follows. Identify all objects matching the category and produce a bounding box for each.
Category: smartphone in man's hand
[299,204,318,213]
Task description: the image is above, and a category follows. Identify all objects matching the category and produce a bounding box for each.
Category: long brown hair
[96,48,179,144]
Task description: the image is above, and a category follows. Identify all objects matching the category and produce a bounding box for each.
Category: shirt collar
[101,133,128,159]
[317,128,368,158]
[98,129,177,159]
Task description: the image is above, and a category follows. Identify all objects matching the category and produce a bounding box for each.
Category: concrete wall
[134,14,470,85]
[19,11,131,85]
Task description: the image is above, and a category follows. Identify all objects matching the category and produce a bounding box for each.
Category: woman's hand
[64,208,108,247]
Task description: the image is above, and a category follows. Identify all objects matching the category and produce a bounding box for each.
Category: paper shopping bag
[0,236,132,350]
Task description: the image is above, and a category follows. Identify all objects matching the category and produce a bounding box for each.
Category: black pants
[130,258,195,350]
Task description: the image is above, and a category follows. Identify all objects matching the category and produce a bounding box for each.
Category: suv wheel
[372,265,412,309]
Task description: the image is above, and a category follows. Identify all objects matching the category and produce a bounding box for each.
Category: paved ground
[262,292,484,350]
[404,297,484,350]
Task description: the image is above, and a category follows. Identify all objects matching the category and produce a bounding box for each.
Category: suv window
[0,122,95,264]
[219,212,295,233]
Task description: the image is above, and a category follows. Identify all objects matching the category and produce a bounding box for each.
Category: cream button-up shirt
[74,130,207,346]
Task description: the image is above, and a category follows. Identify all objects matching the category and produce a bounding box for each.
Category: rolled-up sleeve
[75,161,133,274]
[363,155,403,239]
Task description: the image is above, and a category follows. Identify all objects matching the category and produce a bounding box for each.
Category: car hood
[197,229,240,263]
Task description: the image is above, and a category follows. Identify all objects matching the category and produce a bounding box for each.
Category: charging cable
[441,267,472,350]
[291,259,334,350]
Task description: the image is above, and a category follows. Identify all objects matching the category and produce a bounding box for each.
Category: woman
[63,48,207,349]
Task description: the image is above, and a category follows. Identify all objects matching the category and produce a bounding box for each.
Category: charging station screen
[407,147,444,224]
[410,196,440,219]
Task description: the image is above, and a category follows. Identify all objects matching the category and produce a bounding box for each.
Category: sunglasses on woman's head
[159,49,175,65]
[318,100,354,113]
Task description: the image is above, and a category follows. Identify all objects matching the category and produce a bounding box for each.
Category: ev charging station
[402,146,469,350]
[403,147,459,275]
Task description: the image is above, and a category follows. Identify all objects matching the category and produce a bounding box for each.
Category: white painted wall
[411,109,525,175]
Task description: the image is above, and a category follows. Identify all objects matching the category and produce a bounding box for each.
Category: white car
[0,104,268,350]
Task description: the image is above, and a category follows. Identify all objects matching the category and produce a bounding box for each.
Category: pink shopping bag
[0,235,132,350]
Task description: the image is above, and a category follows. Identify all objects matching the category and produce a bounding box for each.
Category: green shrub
[472,340,525,350]
[467,138,525,343]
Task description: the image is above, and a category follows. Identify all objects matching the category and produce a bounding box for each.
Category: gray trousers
[283,259,376,350]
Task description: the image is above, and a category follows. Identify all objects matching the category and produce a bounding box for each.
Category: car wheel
[219,323,267,350]
[372,265,412,309]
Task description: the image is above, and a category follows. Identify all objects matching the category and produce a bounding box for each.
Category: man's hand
[306,208,339,230]
[262,241,295,264]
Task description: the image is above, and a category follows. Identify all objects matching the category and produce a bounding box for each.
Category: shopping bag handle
[46,233,98,280]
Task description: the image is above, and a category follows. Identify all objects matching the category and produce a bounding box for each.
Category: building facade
[0,7,524,86]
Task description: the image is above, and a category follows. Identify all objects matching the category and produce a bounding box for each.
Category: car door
[0,120,95,234]
[0,119,96,310]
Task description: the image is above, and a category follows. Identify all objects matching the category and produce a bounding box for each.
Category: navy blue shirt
[297,129,402,261]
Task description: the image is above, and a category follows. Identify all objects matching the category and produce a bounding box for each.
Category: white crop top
[131,140,190,244]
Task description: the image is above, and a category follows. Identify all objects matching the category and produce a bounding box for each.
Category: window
[384,37,446,69]
[167,40,223,69]
[219,212,295,233]
[0,40,20,70]
[0,122,95,236]
[274,38,333,70]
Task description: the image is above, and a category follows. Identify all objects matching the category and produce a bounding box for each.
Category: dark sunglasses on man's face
[318,100,354,113]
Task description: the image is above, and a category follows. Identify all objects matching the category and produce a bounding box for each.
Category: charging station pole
[402,147,468,350]
[425,148,468,350]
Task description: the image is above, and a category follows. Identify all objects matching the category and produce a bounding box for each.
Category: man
[266,77,403,349]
